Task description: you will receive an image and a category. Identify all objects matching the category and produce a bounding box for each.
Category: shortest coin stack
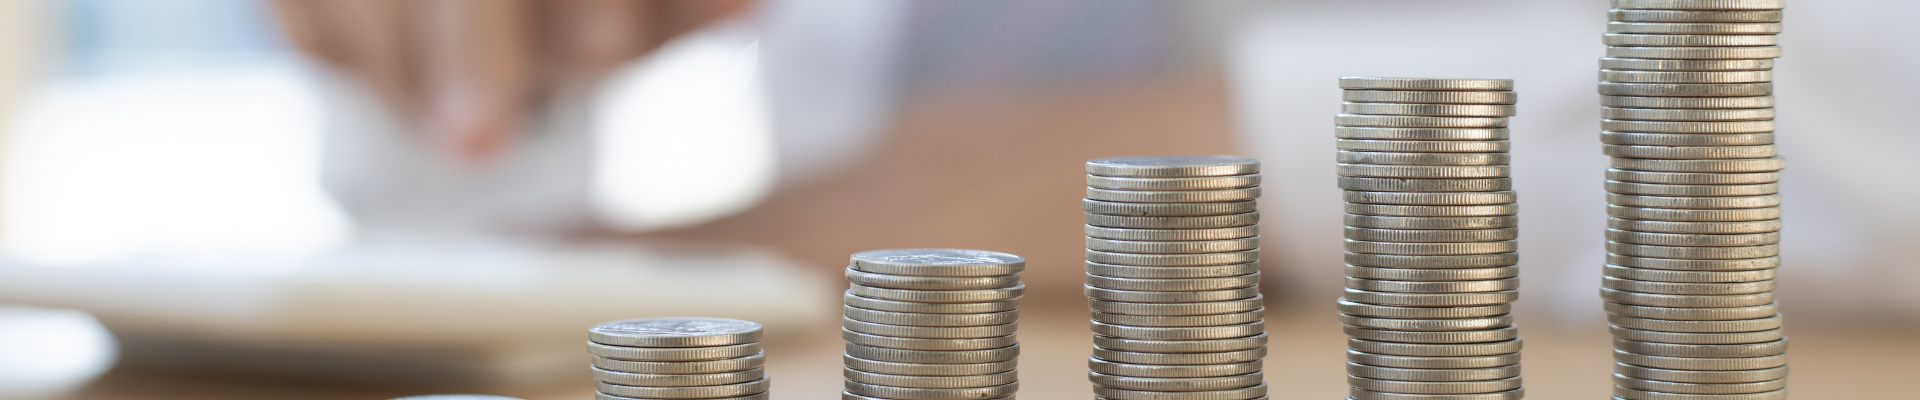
[587,318,770,400]
[842,249,1024,400]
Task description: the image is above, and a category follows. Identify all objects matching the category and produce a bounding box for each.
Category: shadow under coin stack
[1082,156,1269,400]
[842,249,1024,400]
[587,318,770,400]
[1598,1,1790,400]
[1335,77,1525,400]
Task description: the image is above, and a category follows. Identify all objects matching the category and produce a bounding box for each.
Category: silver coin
[587,342,760,362]
[1088,174,1260,191]
[1608,242,1779,259]
[1348,349,1520,369]
[1089,296,1265,316]
[1086,286,1261,303]
[851,249,1025,277]
[1349,375,1523,395]
[1610,0,1785,10]
[1614,362,1788,384]
[1603,119,1774,134]
[849,282,1024,303]
[1346,253,1519,269]
[843,354,1016,376]
[843,381,1017,400]
[1347,265,1519,281]
[1092,347,1268,365]
[1613,338,1787,358]
[1600,57,1775,72]
[1087,262,1262,280]
[1600,107,1774,121]
[1604,144,1776,160]
[1338,114,1509,129]
[1093,333,1269,353]
[1606,181,1779,197]
[1089,357,1262,378]
[1342,103,1517,117]
[1091,371,1264,392]
[1345,214,1518,230]
[1612,325,1785,345]
[841,329,1017,351]
[1345,191,1517,206]
[845,343,1019,364]
[1338,139,1511,153]
[1604,265,1775,283]
[1606,22,1782,35]
[1095,382,1268,400]
[843,306,1017,327]
[1345,240,1519,256]
[1606,47,1782,62]
[1613,349,1787,370]
[1609,9,1783,22]
[1345,228,1518,243]
[1086,237,1261,254]
[1612,157,1786,173]
[844,368,1017,389]
[844,292,1018,314]
[1336,127,1510,141]
[1350,387,1523,400]
[846,269,1019,291]
[1600,288,1774,309]
[1612,387,1784,400]
[1608,205,1780,222]
[1088,155,1261,178]
[1087,212,1260,229]
[1087,188,1262,203]
[594,351,765,374]
[1345,204,1518,217]
[1339,177,1512,193]
[1348,363,1520,382]
[1602,34,1778,47]
[1090,320,1266,340]
[1604,302,1778,321]
[1338,164,1511,179]
[1086,225,1260,241]
[1608,194,1780,209]
[1343,90,1517,105]
[1608,314,1782,332]
[1347,277,1520,293]
[1600,94,1773,109]
[843,318,1017,339]
[590,318,764,348]
[1085,199,1258,217]
[1350,338,1522,357]
[1338,299,1511,319]
[1340,77,1513,91]
[1602,132,1774,147]
[1605,229,1779,247]
[1600,82,1774,97]
[600,392,765,400]
[1340,314,1512,332]
[1086,249,1262,267]
[1086,274,1261,292]
[1613,373,1785,395]
[1342,288,1518,307]
[596,378,769,399]
[592,367,763,387]
[1337,151,1510,166]
[1606,169,1778,185]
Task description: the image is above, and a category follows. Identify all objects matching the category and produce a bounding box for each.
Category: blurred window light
[0,305,117,397]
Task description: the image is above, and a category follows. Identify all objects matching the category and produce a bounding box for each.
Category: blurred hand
[272,0,751,165]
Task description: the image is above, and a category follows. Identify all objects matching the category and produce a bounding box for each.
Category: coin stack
[587,318,770,400]
[1081,156,1269,400]
[841,249,1024,400]
[1598,1,1789,399]
[1335,77,1525,400]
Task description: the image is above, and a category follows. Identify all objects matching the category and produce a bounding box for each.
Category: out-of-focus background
[0,0,1912,399]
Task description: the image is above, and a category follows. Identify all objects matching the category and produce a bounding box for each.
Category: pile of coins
[1597,1,1790,399]
[586,318,770,400]
[1082,156,1269,400]
[841,249,1024,400]
[1335,77,1526,400]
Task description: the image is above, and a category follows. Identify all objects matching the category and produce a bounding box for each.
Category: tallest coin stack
[1598,1,1790,400]
[1335,77,1525,400]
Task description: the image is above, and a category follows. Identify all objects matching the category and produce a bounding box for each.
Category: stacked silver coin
[841,249,1024,400]
[1335,77,1525,400]
[1082,155,1269,400]
[587,318,770,400]
[1597,1,1789,400]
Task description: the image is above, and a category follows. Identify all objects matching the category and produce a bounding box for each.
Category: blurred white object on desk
[0,306,116,399]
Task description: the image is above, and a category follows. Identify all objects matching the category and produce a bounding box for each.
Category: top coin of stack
[841,249,1024,400]
[1335,77,1527,400]
[586,318,770,400]
[1596,2,1789,400]
[1082,155,1270,400]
